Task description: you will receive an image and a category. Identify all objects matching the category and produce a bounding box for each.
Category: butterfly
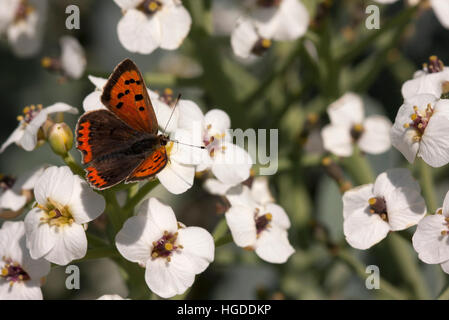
[75,58,171,190]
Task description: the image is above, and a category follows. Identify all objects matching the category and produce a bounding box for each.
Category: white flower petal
[24,208,56,260]
[419,112,449,167]
[157,161,194,194]
[255,226,294,263]
[327,92,364,126]
[60,36,86,79]
[373,168,420,196]
[145,198,179,234]
[250,177,274,205]
[83,91,105,112]
[88,75,107,90]
[43,223,87,265]
[203,178,232,196]
[441,259,449,274]
[0,125,24,153]
[204,109,231,135]
[431,0,449,29]
[401,69,449,99]
[385,187,426,231]
[225,205,257,247]
[0,281,43,300]
[265,203,291,230]
[15,166,45,190]
[412,214,449,264]
[115,214,158,265]
[343,206,391,250]
[0,189,26,211]
[114,0,142,10]
[231,17,259,59]
[358,116,392,154]
[34,166,75,207]
[211,142,252,186]
[117,9,161,54]
[176,226,214,274]
[321,124,353,157]
[68,176,105,224]
[177,100,204,131]
[342,184,374,219]
[158,2,191,50]
[145,256,195,298]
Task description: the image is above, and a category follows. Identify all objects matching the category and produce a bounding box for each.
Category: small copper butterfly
[76,59,170,190]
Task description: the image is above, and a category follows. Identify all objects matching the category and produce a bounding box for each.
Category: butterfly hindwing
[76,109,144,164]
[101,59,158,134]
[126,146,168,183]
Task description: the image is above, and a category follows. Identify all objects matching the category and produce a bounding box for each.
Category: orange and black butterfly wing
[76,109,149,189]
[126,146,168,183]
[101,59,158,134]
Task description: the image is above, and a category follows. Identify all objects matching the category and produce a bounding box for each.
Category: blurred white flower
[391,94,449,167]
[114,0,191,54]
[115,198,214,298]
[24,166,105,265]
[223,177,294,263]
[413,191,449,274]
[0,167,44,217]
[0,0,47,57]
[250,0,309,41]
[41,36,86,80]
[321,93,392,157]
[373,0,449,29]
[231,17,272,59]
[177,102,253,186]
[343,168,426,250]
[0,103,78,153]
[97,294,127,300]
[402,56,449,99]
[0,221,50,300]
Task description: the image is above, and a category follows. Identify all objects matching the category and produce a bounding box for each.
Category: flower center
[1,257,30,286]
[139,0,163,15]
[0,174,16,191]
[14,0,34,23]
[158,88,175,106]
[423,55,444,74]
[255,210,272,236]
[403,104,434,142]
[368,197,388,221]
[38,200,74,228]
[257,0,282,7]
[17,104,43,125]
[203,125,226,157]
[251,38,272,56]
[151,231,182,262]
[350,123,364,142]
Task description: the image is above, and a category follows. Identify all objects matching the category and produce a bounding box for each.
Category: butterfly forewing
[101,59,158,134]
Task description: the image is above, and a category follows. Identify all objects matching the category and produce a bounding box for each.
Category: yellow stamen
[164,243,173,251]
[148,1,159,11]
[353,124,363,132]
[265,213,273,221]
[442,230,447,236]
[368,197,377,205]
[1,268,8,276]
[17,115,24,122]
[411,113,417,121]
[438,208,443,214]
[403,123,410,128]
[164,88,173,95]
[261,39,272,48]
[321,157,332,166]
[23,107,30,114]
[41,57,52,68]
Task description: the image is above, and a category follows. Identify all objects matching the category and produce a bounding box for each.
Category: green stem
[341,148,375,185]
[418,159,438,214]
[387,233,431,299]
[123,180,159,216]
[437,284,449,300]
[86,232,109,247]
[62,152,85,177]
[336,248,408,300]
[103,190,122,234]
[212,217,233,247]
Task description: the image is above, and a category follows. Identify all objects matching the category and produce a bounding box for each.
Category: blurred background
[1,0,449,299]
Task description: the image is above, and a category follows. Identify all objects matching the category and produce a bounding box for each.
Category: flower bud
[47,122,74,156]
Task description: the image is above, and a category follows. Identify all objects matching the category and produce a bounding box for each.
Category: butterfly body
[75,59,169,190]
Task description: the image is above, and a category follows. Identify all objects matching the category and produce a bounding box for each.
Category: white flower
[412,191,449,274]
[24,166,105,265]
[177,102,253,186]
[0,166,44,215]
[343,168,426,250]
[114,0,192,54]
[402,56,449,99]
[0,221,50,300]
[391,94,449,167]
[115,198,214,298]
[223,177,294,263]
[374,0,449,29]
[250,0,309,41]
[83,77,202,194]
[0,103,78,153]
[42,36,86,80]
[0,0,47,57]
[97,294,127,300]
[321,92,392,157]
[231,17,272,59]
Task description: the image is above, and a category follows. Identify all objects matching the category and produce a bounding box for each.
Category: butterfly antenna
[172,140,206,149]
[163,93,181,134]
